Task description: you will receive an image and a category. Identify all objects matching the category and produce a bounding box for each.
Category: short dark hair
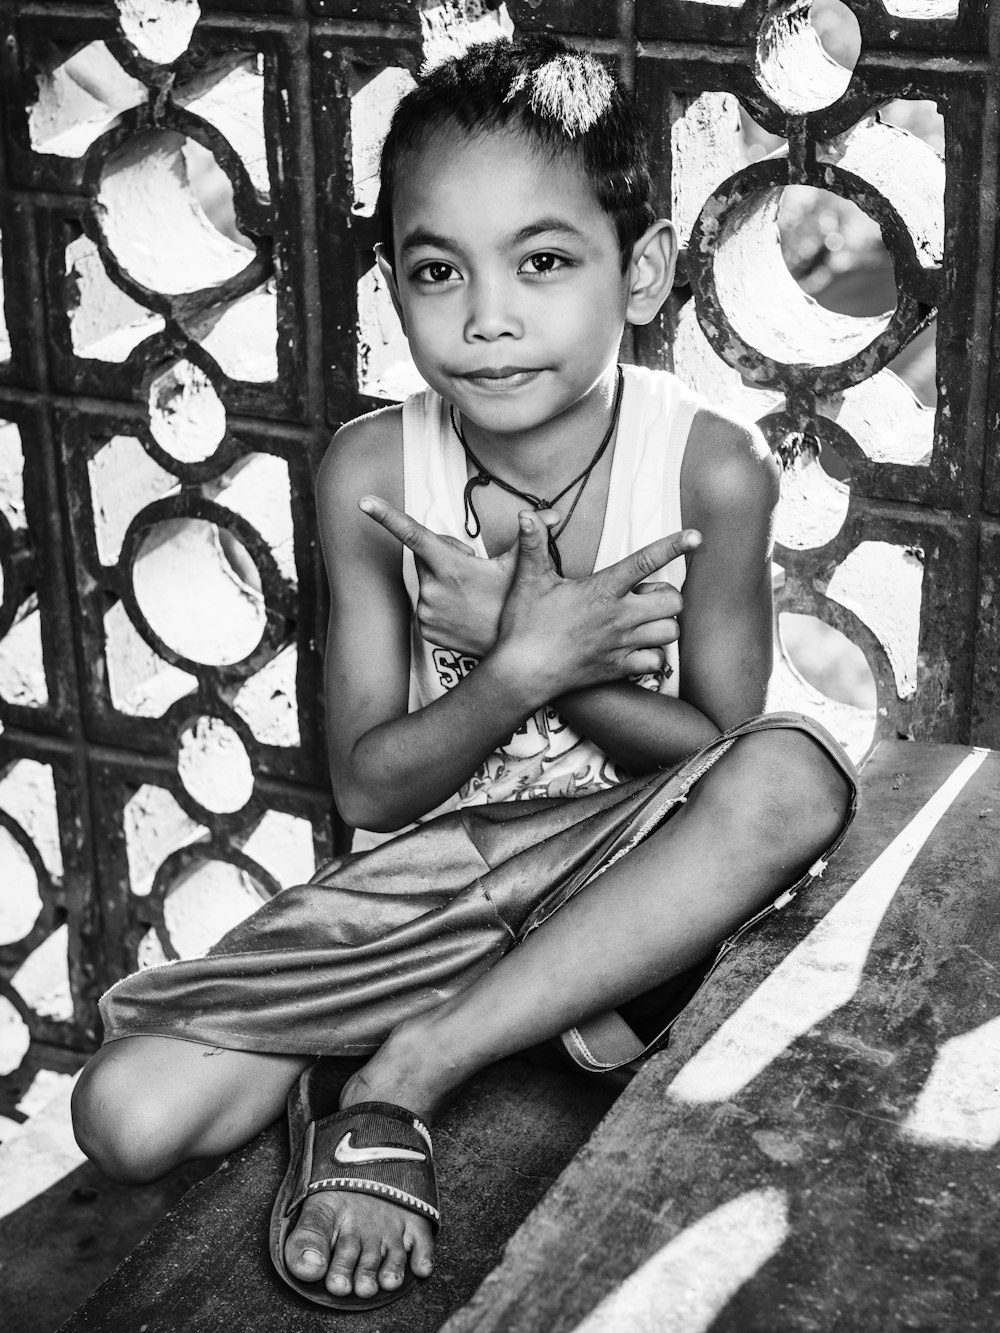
[376,36,656,271]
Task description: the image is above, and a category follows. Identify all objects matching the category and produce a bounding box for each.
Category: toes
[379,1239,408,1292]
[352,1240,383,1299]
[406,1218,436,1279]
[325,1231,361,1299]
[285,1199,336,1281]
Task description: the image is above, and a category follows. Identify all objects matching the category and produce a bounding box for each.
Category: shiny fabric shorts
[99,711,858,1076]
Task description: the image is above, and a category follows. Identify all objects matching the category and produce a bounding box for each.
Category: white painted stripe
[903,1014,1000,1150]
[567,1188,789,1333]
[668,748,990,1105]
[0,1074,84,1221]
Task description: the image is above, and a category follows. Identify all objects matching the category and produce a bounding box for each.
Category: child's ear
[625,220,677,326]
[374,243,407,333]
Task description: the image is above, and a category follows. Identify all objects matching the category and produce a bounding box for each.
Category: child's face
[382,127,633,437]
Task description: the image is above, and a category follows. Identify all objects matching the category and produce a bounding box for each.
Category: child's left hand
[360,495,552,656]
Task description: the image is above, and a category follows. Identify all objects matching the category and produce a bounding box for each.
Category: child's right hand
[495,510,701,701]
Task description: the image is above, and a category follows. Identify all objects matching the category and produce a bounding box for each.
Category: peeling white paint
[775,448,850,551]
[115,0,200,66]
[903,1015,1000,1150]
[89,434,178,566]
[29,41,146,158]
[825,541,923,700]
[820,116,944,269]
[882,0,958,16]
[0,611,48,708]
[0,994,30,1078]
[11,926,73,1023]
[350,68,417,218]
[819,369,933,466]
[176,57,269,197]
[668,748,989,1105]
[0,420,26,532]
[0,759,63,883]
[419,2,514,70]
[210,454,295,584]
[671,93,745,252]
[131,518,266,667]
[232,644,299,746]
[673,300,783,424]
[66,233,165,363]
[148,360,227,462]
[568,1188,789,1333]
[755,4,855,115]
[98,130,252,296]
[178,715,254,814]
[183,286,278,383]
[357,264,426,400]
[124,783,202,900]
[163,858,267,958]
[105,599,196,718]
[241,811,316,889]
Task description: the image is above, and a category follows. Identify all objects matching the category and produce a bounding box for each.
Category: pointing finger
[359,495,441,562]
[602,530,701,594]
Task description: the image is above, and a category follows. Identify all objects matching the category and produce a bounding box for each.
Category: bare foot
[283,1019,461,1300]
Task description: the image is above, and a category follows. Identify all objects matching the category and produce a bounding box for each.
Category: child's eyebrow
[506,218,588,246]
[398,217,588,257]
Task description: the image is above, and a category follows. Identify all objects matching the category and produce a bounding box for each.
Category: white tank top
[352,365,704,851]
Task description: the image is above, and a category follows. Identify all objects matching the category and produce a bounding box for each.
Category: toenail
[331,1275,350,1292]
[301,1248,324,1265]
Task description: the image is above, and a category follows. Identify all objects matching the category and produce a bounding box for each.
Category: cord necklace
[449,365,624,577]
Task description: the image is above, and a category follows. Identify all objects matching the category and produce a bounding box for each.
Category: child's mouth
[461,368,541,391]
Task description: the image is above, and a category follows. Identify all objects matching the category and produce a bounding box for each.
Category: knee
[699,725,851,856]
[72,1048,188,1184]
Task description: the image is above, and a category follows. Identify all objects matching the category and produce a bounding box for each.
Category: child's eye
[520,253,568,276]
[413,261,459,285]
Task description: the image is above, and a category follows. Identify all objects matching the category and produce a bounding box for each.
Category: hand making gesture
[360,495,700,698]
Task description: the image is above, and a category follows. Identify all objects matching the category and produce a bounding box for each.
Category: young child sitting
[72,36,856,1313]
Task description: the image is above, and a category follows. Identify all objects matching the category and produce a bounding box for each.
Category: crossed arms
[317,404,779,833]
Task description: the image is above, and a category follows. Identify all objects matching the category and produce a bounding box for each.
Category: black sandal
[269,1061,439,1309]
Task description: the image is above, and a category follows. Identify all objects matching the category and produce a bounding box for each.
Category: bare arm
[539,409,779,765]
[321,418,698,832]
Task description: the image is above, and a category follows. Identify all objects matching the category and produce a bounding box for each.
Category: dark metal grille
[0,0,994,1129]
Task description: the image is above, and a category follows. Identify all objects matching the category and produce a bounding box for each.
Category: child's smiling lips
[460,366,542,390]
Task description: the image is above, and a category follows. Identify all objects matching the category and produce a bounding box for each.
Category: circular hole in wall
[98,129,255,296]
[757,0,860,115]
[177,715,254,813]
[131,516,266,666]
[778,186,893,317]
[710,184,894,369]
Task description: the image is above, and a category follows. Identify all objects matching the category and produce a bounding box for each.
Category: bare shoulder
[316,403,404,513]
[681,405,779,526]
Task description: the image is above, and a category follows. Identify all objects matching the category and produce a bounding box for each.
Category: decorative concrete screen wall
[0,0,995,1120]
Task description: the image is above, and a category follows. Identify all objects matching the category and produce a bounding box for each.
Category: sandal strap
[304,1175,441,1228]
[285,1099,439,1233]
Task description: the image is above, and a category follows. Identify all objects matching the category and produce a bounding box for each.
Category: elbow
[333,783,408,836]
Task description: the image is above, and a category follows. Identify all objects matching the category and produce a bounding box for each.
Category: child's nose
[464,276,523,341]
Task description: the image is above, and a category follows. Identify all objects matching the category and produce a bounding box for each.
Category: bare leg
[284,727,851,1299]
[72,1037,310,1182]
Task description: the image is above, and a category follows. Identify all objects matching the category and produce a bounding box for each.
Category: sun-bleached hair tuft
[505,54,616,138]
[378,36,656,270]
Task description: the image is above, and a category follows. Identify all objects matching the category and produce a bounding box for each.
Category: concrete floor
[0,1076,216,1333]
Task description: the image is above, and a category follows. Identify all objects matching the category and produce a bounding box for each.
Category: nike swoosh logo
[334,1132,427,1165]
